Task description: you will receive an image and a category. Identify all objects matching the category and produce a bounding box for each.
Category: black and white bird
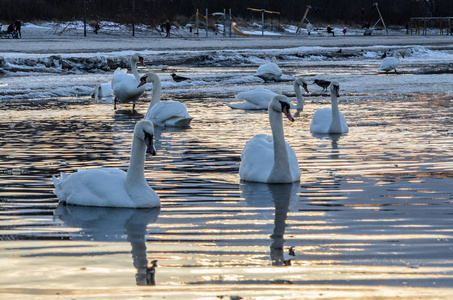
[171,73,190,82]
[313,79,331,91]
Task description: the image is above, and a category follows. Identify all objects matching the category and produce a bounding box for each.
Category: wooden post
[373,3,388,35]
[229,9,232,37]
[223,9,226,36]
[296,5,311,35]
[196,9,199,36]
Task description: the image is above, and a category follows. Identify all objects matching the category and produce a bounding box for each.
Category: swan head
[132,53,145,67]
[135,120,157,156]
[91,83,101,98]
[394,49,405,59]
[329,81,340,98]
[270,95,295,122]
[137,72,160,88]
[295,78,309,93]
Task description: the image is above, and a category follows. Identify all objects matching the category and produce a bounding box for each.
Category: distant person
[94,22,100,34]
[327,25,335,37]
[342,27,347,35]
[14,20,21,38]
[306,22,314,36]
[7,23,17,38]
[165,20,171,37]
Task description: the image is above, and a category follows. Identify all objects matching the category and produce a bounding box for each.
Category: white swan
[255,57,282,82]
[310,81,348,134]
[111,53,145,111]
[228,78,309,111]
[137,72,193,127]
[378,49,404,74]
[52,120,160,208]
[239,95,300,183]
[91,83,113,100]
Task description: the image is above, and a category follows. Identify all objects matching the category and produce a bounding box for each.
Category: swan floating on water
[52,120,160,208]
[138,72,193,127]
[91,83,113,100]
[239,95,300,183]
[379,49,404,74]
[255,57,282,82]
[310,81,349,134]
[228,78,309,111]
[111,53,145,111]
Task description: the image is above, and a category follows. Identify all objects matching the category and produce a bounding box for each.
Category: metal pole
[229,9,232,37]
[261,10,264,36]
[196,9,199,36]
[132,0,135,37]
[223,9,226,36]
[206,8,208,37]
[83,0,86,37]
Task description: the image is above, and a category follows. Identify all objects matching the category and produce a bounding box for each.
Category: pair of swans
[240,81,348,184]
[379,49,405,74]
[111,53,146,111]
[53,120,160,208]
[228,78,309,115]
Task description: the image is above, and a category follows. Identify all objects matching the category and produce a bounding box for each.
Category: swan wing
[112,71,145,102]
[146,100,192,127]
[239,134,274,182]
[53,168,137,208]
[235,88,277,109]
[379,57,400,71]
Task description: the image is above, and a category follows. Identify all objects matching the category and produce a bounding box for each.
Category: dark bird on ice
[313,79,331,91]
[171,73,190,82]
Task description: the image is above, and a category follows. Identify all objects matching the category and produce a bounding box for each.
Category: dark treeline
[1,0,452,27]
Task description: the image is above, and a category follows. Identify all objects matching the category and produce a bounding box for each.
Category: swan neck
[145,76,162,115]
[126,134,147,186]
[268,109,291,182]
[329,91,342,132]
[294,81,304,110]
[131,58,140,80]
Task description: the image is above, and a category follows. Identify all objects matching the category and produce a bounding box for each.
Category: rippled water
[1,60,453,298]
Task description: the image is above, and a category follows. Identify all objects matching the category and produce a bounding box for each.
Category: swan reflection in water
[55,204,160,286]
[312,132,343,160]
[240,181,300,266]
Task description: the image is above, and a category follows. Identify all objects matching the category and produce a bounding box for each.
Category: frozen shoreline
[2,24,453,54]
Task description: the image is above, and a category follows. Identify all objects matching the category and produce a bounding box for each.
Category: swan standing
[91,83,113,100]
[239,95,300,183]
[111,53,145,111]
[255,57,282,82]
[52,120,160,208]
[378,49,404,74]
[228,78,309,111]
[310,81,348,134]
[137,72,193,127]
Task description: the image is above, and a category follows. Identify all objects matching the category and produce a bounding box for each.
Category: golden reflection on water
[0,93,453,296]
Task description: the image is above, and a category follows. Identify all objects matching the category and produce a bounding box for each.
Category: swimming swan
[255,57,282,82]
[52,120,160,208]
[111,53,145,111]
[228,78,309,111]
[310,81,348,134]
[137,72,193,127]
[91,83,113,100]
[239,95,300,183]
[378,49,404,74]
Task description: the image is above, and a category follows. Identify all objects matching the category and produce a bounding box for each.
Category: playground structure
[231,22,250,36]
[365,2,388,35]
[296,5,312,35]
[194,8,236,37]
[409,17,452,35]
[247,8,280,36]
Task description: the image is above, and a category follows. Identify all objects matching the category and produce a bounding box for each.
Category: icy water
[1,47,453,299]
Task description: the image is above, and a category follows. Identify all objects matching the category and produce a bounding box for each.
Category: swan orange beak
[139,56,145,66]
[137,77,146,88]
[144,132,157,156]
[303,83,309,93]
[283,106,295,122]
[333,86,340,97]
